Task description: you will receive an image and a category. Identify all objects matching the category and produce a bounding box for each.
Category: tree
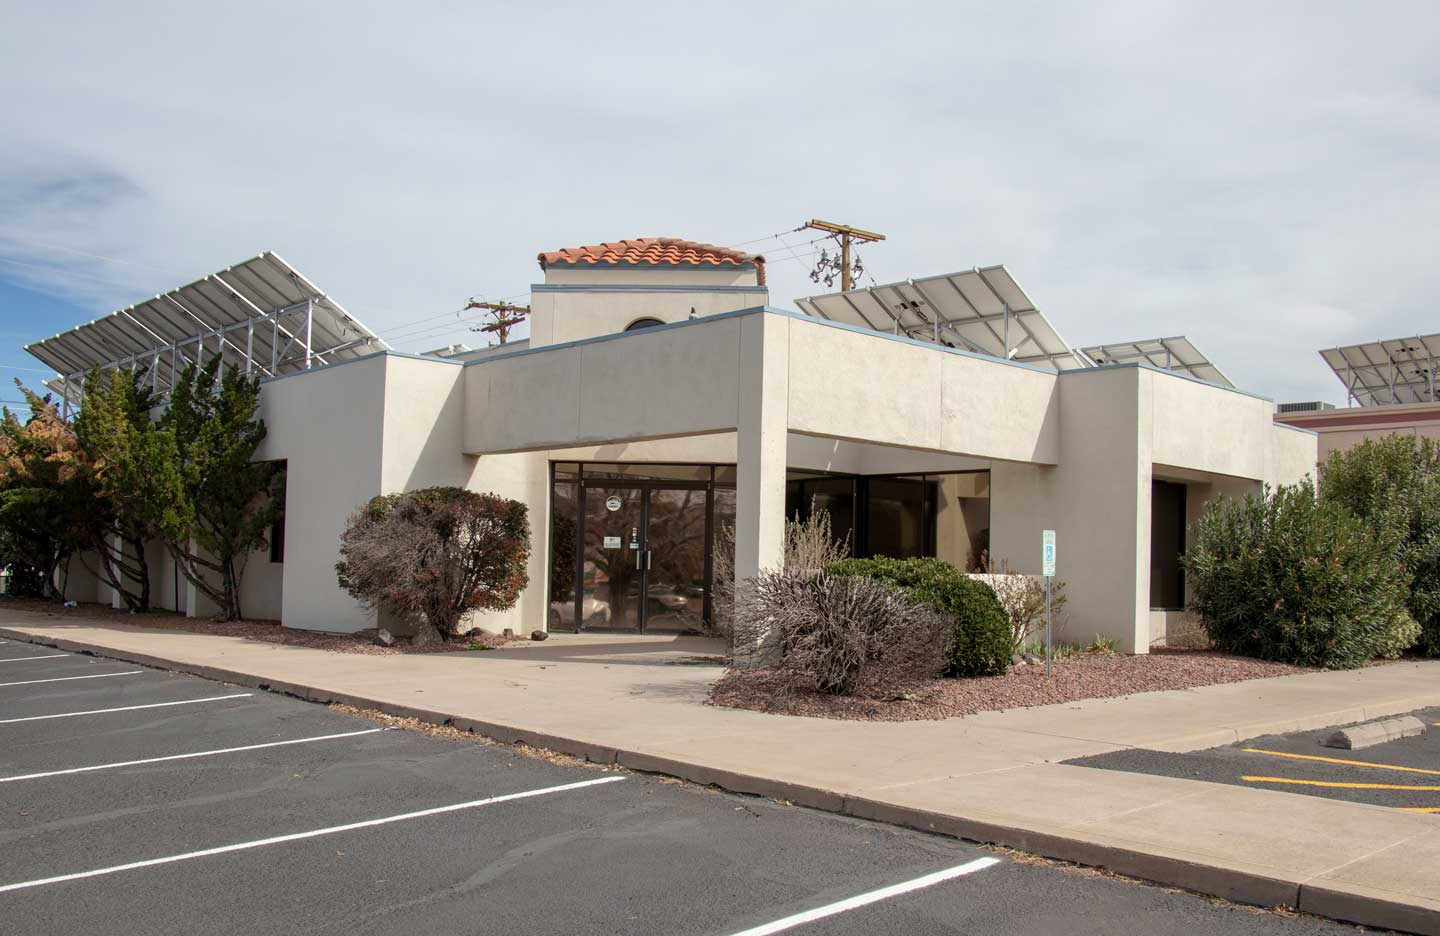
[1184,480,1419,669]
[160,360,283,621]
[0,385,94,599]
[70,368,178,611]
[336,487,530,644]
[1319,435,1440,656]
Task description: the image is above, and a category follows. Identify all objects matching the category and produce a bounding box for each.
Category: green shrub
[1320,435,1440,656]
[828,556,1011,677]
[1183,480,1418,669]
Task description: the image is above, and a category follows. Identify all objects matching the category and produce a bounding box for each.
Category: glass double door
[577,482,709,633]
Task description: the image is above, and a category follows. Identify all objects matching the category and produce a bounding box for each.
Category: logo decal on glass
[604,495,622,512]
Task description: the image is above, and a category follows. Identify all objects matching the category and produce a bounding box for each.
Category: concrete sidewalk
[3,611,1438,934]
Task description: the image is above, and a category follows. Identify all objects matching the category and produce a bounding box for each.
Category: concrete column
[734,314,789,657]
[1050,366,1152,654]
[104,533,125,609]
[183,537,220,619]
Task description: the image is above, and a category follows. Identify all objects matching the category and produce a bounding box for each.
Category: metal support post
[304,300,313,369]
[1044,575,1052,678]
[245,319,254,376]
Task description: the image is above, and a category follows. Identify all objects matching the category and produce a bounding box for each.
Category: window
[269,510,285,563]
[625,317,664,331]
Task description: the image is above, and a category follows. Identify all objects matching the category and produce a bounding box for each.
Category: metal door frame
[575,478,711,634]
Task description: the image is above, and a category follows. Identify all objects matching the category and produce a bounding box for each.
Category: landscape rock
[376,628,395,647]
[530,630,548,641]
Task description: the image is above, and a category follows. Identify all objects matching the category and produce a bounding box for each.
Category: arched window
[625,317,665,332]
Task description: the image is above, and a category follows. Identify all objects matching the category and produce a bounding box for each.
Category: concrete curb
[1324,715,1428,750]
[3,625,1435,935]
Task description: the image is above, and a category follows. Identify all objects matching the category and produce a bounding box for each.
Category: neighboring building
[1277,335,1440,461]
[25,237,1317,653]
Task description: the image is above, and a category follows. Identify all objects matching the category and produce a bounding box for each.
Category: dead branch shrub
[710,506,851,642]
[734,570,948,695]
[981,558,1068,653]
[335,487,530,644]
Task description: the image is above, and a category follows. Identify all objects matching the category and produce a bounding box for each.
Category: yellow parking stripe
[1400,807,1440,813]
[1240,748,1440,777]
[1242,776,1440,791]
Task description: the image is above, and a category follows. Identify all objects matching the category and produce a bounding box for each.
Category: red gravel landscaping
[0,598,518,655]
[708,649,1314,721]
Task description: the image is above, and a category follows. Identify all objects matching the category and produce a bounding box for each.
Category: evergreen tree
[160,360,282,621]
[71,368,179,611]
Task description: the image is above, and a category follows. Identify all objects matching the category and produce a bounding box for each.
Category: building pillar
[733,313,788,660]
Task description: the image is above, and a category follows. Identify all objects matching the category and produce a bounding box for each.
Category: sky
[1,1,1437,406]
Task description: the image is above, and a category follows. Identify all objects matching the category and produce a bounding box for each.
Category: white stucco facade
[48,243,1317,653]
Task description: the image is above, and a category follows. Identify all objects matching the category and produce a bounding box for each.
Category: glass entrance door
[644,487,709,633]
[581,485,645,631]
[577,482,710,633]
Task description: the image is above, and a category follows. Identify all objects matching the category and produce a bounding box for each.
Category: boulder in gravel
[376,628,395,647]
[530,630,549,641]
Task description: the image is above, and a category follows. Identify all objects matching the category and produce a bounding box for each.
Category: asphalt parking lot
[1070,707,1440,815]
[0,637,1379,936]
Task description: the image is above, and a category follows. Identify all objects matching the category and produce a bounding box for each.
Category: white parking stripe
[0,670,143,689]
[0,775,625,893]
[0,728,389,783]
[0,654,69,664]
[727,856,1001,936]
[0,693,252,724]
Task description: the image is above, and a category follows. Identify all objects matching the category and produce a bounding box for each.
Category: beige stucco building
[29,238,1317,653]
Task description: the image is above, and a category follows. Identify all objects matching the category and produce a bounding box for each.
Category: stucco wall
[255,355,386,632]
[528,269,766,349]
[465,317,746,454]
[784,316,1060,464]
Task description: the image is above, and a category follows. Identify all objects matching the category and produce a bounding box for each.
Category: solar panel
[25,252,387,404]
[1081,337,1233,388]
[794,266,1088,371]
[1321,335,1440,407]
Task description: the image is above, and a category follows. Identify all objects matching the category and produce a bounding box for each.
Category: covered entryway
[550,464,735,634]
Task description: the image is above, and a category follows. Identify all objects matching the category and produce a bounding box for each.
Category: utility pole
[800,219,886,291]
[465,300,530,345]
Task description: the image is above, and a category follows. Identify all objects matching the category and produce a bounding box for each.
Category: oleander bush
[828,556,1011,677]
[1183,479,1418,669]
[1319,435,1440,657]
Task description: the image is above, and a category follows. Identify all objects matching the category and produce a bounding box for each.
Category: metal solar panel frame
[25,251,388,410]
[795,265,1089,371]
[1080,336,1234,388]
[1321,335,1440,407]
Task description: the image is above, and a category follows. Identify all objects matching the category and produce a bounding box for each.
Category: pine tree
[160,360,282,621]
[71,368,179,611]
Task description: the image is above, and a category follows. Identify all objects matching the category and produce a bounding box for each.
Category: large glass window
[783,470,990,570]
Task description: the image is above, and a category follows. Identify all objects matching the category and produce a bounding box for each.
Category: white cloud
[1,0,1437,403]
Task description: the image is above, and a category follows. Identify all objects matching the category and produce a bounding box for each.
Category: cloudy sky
[2,1,1437,406]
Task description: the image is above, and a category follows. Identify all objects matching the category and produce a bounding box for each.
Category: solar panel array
[795,266,1088,371]
[26,252,387,403]
[1321,335,1440,407]
[1081,337,1233,388]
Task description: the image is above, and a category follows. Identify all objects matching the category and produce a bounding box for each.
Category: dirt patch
[708,649,1313,721]
[0,597,522,655]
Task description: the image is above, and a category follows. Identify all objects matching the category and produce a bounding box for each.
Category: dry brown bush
[733,570,948,694]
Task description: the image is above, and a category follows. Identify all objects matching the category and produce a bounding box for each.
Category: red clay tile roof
[538,237,765,283]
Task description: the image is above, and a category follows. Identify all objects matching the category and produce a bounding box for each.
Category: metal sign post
[1042,530,1056,677]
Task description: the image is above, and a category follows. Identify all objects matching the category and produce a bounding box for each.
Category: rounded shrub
[1183,479,1418,669]
[828,556,1011,677]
